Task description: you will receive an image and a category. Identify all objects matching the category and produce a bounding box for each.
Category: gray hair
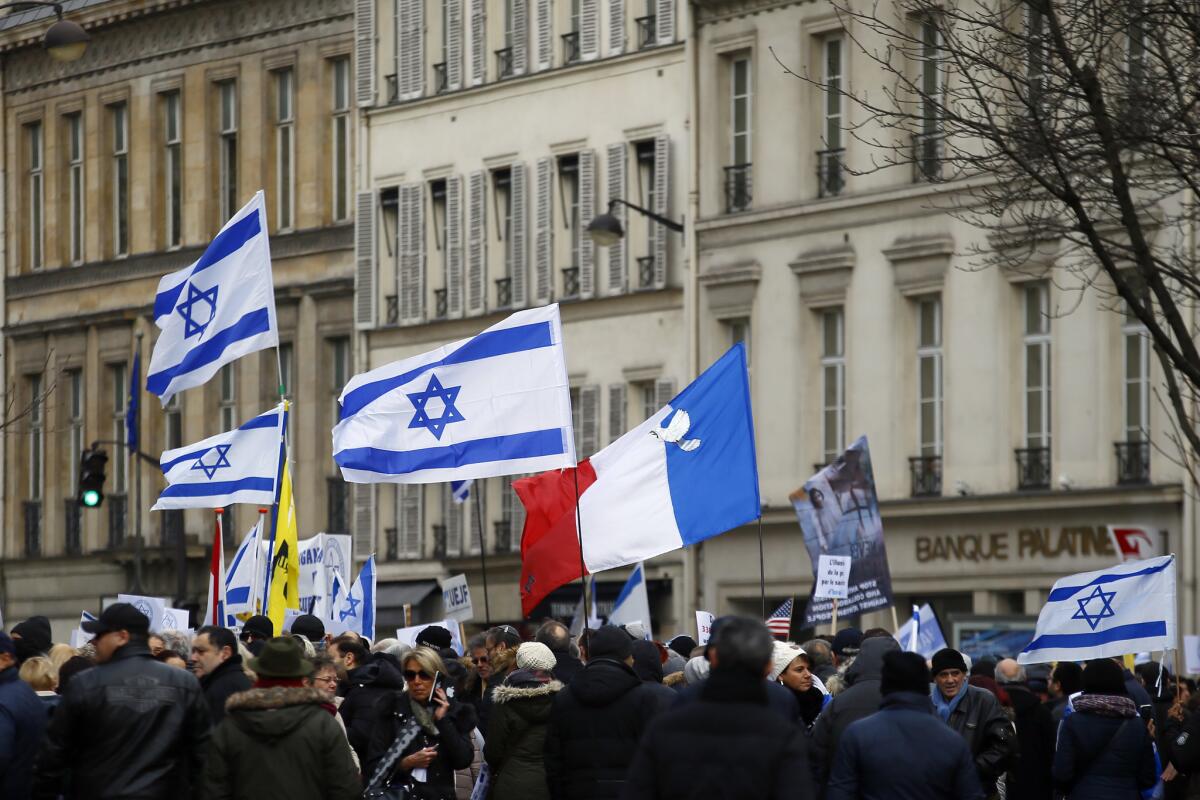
[371,638,412,661]
[158,630,192,660]
[995,659,1027,685]
[801,639,834,669]
[712,617,775,677]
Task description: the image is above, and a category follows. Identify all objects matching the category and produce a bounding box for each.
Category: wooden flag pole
[831,598,839,636]
[757,516,766,619]
[473,488,492,626]
[572,467,592,625]
[889,605,900,633]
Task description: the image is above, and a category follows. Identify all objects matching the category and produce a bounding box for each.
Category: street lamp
[587,198,684,247]
[3,2,90,62]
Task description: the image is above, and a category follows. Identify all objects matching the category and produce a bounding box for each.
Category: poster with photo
[790,435,894,625]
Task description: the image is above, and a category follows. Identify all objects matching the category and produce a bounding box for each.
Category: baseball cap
[81,602,150,636]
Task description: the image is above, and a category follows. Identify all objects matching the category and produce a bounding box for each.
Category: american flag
[766,598,793,637]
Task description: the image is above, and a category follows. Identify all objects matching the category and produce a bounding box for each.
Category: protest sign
[1185,635,1200,675]
[296,533,353,615]
[814,555,851,600]
[790,436,894,625]
[117,594,167,629]
[441,574,474,622]
[696,611,715,645]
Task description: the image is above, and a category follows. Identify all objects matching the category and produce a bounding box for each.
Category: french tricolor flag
[517,344,760,616]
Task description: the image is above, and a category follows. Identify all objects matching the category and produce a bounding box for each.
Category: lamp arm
[0,2,64,16]
[608,198,685,233]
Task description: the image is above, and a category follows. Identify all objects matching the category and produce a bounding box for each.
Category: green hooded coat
[484,677,563,800]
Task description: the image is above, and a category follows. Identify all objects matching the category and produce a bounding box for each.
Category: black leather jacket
[33,642,211,800]
[942,684,1017,793]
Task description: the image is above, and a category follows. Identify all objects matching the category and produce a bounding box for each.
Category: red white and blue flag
[766,598,793,637]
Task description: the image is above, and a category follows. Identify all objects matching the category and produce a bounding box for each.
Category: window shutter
[578,149,596,299]
[353,484,375,560]
[398,184,416,324]
[606,142,627,295]
[355,0,376,107]
[510,162,528,308]
[512,0,528,75]
[398,484,423,559]
[467,479,485,554]
[466,170,487,315]
[470,0,486,86]
[447,0,463,89]
[399,0,425,100]
[652,134,670,289]
[655,377,676,409]
[608,383,626,444]
[580,384,600,457]
[444,485,463,557]
[414,183,426,322]
[535,0,552,71]
[609,0,625,55]
[656,0,675,45]
[505,476,526,552]
[580,0,599,60]
[355,190,377,328]
[446,175,464,317]
[534,157,554,305]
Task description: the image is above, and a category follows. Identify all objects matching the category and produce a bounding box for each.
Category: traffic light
[78,448,109,508]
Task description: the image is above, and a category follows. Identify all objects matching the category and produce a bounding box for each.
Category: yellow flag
[267,462,300,634]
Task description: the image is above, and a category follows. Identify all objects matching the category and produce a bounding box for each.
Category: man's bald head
[995,658,1025,685]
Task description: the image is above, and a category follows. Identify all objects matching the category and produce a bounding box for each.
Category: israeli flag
[1019,554,1177,664]
[608,563,653,639]
[152,404,285,510]
[894,603,948,659]
[451,480,473,503]
[146,191,278,404]
[331,557,376,641]
[333,304,575,483]
[224,520,264,621]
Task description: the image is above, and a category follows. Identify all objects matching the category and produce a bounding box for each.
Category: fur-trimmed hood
[491,680,563,705]
[224,686,328,742]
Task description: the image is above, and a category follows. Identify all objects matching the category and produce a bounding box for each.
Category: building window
[218,81,238,221]
[818,38,844,198]
[493,168,514,306]
[332,57,351,222]
[330,337,351,427]
[727,55,752,212]
[430,179,449,316]
[26,121,43,270]
[66,114,84,264]
[220,364,236,432]
[1023,283,1051,449]
[640,382,657,421]
[915,17,944,181]
[165,392,183,451]
[275,69,295,231]
[111,104,129,256]
[820,308,845,464]
[633,140,656,284]
[29,374,44,501]
[1124,306,1149,442]
[163,91,182,248]
[558,154,580,294]
[68,369,84,487]
[570,386,582,452]
[111,364,128,495]
[917,297,943,456]
[1027,5,1045,109]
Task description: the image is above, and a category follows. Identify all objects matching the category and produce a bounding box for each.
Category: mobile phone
[430,670,442,698]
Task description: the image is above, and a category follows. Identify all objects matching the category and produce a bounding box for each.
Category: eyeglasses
[472,656,489,665]
[404,669,433,681]
[313,675,338,685]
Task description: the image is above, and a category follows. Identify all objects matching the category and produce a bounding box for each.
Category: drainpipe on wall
[683,0,703,623]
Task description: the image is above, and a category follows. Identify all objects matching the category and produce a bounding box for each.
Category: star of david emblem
[1071,585,1117,631]
[191,444,232,480]
[407,374,465,440]
[176,282,219,339]
[340,588,361,622]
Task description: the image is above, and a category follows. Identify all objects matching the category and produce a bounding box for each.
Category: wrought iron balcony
[24,500,41,557]
[385,73,399,104]
[433,62,449,94]
[725,163,752,213]
[434,288,448,320]
[385,527,399,561]
[64,498,81,555]
[817,148,845,198]
[909,455,942,497]
[385,294,399,325]
[160,509,183,550]
[562,31,581,64]
[108,493,127,549]
[495,48,515,78]
[562,266,580,299]
[1115,440,1151,485]
[637,256,655,290]
[495,276,512,308]
[1015,447,1051,490]
[635,15,657,48]
[913,131,944,182]
[433,524,447,559]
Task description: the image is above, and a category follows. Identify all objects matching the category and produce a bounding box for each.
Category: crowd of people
[0,604,1197,799]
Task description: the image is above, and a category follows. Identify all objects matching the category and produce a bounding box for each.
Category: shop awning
[377,580,439,608]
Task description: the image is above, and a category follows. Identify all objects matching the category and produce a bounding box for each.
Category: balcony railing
[494,520,513,554]
[913,131,944,182]
[562,31,581,64]
[385,527,399,561]
[1115,440,1151,485]
[434,288,448,320]
[725,163,752,213]
[1015,447,1051,490]
[385,73,399,104]
[817,148,845,198]
[909,455,943,497]
[635,15,657,48]
[64,498,81,555]
[160,509,184,550]
[433,62,449,93]
[495,47,515,78]
[495,276,512,308]
[327,477,349,535]
[562,266,580,299]
[24,500,41,557]
[433,524,447,559]
[385,294,399,325]
[636,256,655,290]
[108,493,127,549]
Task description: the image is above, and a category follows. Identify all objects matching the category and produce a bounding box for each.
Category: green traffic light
[81,489,101,507]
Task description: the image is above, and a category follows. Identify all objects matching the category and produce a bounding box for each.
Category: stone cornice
[694,0,814,26]
[883,234,954,296]
[789,244,854,307]
[7,224,353,299]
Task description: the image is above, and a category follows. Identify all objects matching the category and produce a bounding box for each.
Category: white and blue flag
[146,191,278,404]
[223,520,264,623]
[451,480,473,503]
[152,404,285,510]
[333,304,575,484]
[1018,554,1177,664]
[895,603,948,659]
[331,556,376,640]
[608,563,652,638]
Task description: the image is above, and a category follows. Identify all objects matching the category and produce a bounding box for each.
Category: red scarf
[254,677,306,689]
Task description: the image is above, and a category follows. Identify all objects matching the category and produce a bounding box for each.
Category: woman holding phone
[391,647,476,800]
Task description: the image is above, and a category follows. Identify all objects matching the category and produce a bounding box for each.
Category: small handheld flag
[223,519,263,621]
[766,598,793,638]
[608,563,652,638]
[332,556,376,641]
[203,511,226,626]
[266,462,300,634]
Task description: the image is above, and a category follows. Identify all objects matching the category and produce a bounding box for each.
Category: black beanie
[12,615,52,662]
[416,625,453,650]
[881,650,931,696]
[1083,659,1128,696]
[930,648,967,676]
[290,614,326,644]
[667,635,697,658]
[589,625,633,661]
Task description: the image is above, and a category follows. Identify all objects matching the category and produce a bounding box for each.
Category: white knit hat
[769,641,806,682]
[516,641,557,671]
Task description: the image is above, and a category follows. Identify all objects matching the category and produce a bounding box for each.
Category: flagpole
[757,515,765,619]
[132,329,145,594]
[473,488,492,626]
[573,467,591,626]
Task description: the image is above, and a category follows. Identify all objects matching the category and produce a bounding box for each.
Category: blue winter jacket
[0,665,49,800]
[1052,704,1157,799]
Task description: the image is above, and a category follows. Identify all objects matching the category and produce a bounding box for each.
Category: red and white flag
[766,598,794,638]
[1106,525,1162,563]
[203,511,226,626]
